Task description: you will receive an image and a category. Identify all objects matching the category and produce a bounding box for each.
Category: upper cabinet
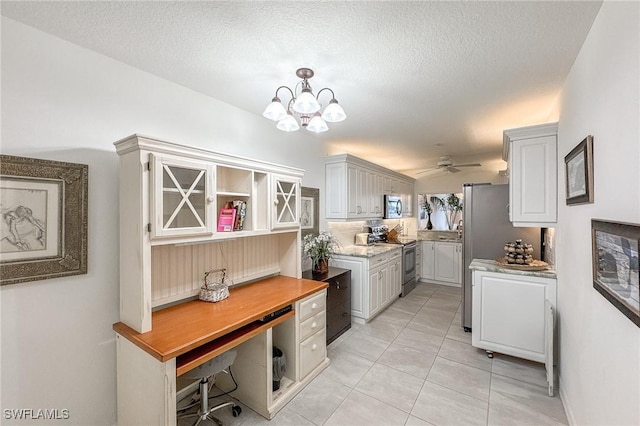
[150,154,215,239]
[115,135,305,332]
[116,135,305,245]
[503,123,558,227]
[325,154,414,220]
[272,174,301,230]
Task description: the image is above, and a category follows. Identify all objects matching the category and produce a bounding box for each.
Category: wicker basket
[199,268,230,303]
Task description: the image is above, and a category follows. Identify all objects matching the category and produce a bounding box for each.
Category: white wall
[414,160,508,195]
[555,2,639,425]
[0,18,326,425]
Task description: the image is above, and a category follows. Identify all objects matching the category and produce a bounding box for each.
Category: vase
[426,214,433,230]
[313,258,329,274]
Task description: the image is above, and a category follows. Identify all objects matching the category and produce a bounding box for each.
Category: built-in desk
[113,275,329,425]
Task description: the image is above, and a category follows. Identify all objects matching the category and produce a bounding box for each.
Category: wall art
[1,155,88,285]
[592,219,639,327]
[565,135,594,205]
[300,186,319,240]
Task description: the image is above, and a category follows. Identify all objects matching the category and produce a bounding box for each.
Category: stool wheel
[232,405,242,417]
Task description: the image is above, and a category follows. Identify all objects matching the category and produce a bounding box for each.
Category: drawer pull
[312,344,318,350]
[312,322,317,329]
[335,281,340,289]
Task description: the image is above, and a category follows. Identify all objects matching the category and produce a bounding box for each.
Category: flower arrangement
[303,231,339,273]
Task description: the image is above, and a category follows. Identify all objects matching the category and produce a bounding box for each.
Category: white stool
[177,350,241,426]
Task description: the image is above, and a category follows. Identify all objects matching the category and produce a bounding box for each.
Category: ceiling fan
[416,156,482,175]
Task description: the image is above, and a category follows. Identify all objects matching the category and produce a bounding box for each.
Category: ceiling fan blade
[451,163,481,168]
[447,166,461,173]
[416,167,438,175]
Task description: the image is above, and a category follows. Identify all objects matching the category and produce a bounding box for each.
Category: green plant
[431,193,462,230]
[421,195,433,215]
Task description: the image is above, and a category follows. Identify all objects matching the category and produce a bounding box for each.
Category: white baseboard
[558,375,576,425]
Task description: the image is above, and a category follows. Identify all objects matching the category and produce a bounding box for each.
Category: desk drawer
[300,329,326,379]
[299,291,326,321]
[300,311,326,342]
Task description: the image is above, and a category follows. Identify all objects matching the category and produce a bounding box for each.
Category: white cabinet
[332,248,402,322]
[434,242,462,284]
[325,154,414,220]
[388,251,402,299]
[114,134,304,333]
[271,174,301,230]
[297,291,327,379]
[150,154,215,239]
[420,241,435,280]
[218,289,329,419]
[420,241,461,285]
[345,163,368,218]
[503,122,558,227]
[368,171,383,216]
[471,269,556,394]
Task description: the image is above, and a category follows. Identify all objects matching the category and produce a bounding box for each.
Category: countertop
[335,244,402,258]
[113,275,328,362]
[469,258,557,279]
[417,230,462,243]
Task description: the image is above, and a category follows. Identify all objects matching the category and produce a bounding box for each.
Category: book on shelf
[217,208,236,232]
[232,200,247,231]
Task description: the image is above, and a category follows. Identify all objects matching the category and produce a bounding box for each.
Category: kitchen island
[469,258,556,396]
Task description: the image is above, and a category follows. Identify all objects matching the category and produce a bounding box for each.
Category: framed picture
[565,135,594,205]
[1,155,88,286]
[591,219,640,327]
[300,186,319,239]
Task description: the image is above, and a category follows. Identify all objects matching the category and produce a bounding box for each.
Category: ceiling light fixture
[263,68,346,133]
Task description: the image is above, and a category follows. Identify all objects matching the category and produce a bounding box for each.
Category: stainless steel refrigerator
[461,183,542,331]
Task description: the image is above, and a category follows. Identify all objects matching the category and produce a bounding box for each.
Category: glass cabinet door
[151,154,214,238]
[272,174,300,229]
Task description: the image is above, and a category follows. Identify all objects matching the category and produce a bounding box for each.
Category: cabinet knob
[311,303,317,309]
[312,344,318,351]
[274,199,279,205]
[312,322,317,329]
[206,196,214,203]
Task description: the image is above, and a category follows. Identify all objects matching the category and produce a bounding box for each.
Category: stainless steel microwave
[384,195,403,219]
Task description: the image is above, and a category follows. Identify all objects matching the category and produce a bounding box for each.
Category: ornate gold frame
[1,155,88,285]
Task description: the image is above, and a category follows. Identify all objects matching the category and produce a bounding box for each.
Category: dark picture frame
[300,186,319,240]
[1,155,88,286]
[591,219,640,327]
[565,135,594,205]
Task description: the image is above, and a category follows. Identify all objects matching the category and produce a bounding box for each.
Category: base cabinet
[332,249,402,322]
[302,268,352,345]
[420,241,461,285]
[217,290,329,419]
[471,269,556,394]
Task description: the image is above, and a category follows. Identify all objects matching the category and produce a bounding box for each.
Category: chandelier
[263,68,346,133]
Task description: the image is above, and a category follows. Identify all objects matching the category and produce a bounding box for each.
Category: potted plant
[303,231,339,274]
[431,193,463,231]
[421,195,434,230]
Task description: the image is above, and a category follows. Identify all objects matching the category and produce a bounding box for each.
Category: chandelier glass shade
[263,68,346,133]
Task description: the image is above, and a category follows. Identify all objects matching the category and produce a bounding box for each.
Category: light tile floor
[180,282,568,426]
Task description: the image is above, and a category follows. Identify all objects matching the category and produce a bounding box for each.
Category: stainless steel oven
[401,241,417,296]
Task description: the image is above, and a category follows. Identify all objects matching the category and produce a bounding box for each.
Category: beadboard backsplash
[151,234,282,307]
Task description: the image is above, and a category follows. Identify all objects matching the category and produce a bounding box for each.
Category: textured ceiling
[1,1,602,176]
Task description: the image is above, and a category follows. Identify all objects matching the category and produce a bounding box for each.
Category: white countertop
[469,258,557,279]
[335,244,402,258]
